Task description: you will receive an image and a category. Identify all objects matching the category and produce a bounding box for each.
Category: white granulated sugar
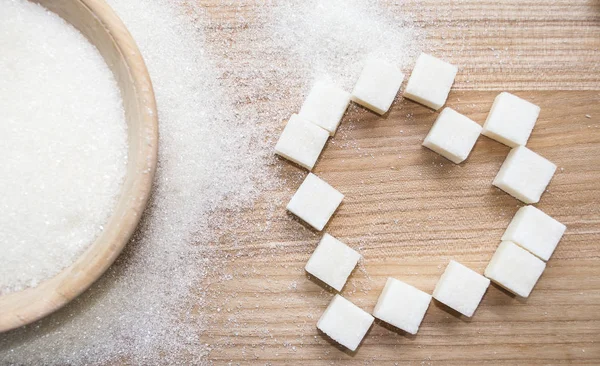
[269,0,422,90]
[0,0,127,294]
[2,0,266,363]
[0,0,422,364]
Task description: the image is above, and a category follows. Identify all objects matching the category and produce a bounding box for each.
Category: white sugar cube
[433,260,490,317]
[502,206,566,261]
[404,53,458,110]
[287,173,344,231]
[299,81,351,136]
[317,294,374,351]
[482,92,540,147]
[422,108,482,164]
[274,114,329,170]
[373,278,432,334]
[493,146,557,204]
[305,234,361,291]
[485,241,546,298]
[351,59,405,115]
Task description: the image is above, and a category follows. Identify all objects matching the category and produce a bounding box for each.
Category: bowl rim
[0,0,158,333]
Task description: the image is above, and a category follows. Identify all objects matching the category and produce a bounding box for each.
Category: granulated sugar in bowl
[0,0,158,331]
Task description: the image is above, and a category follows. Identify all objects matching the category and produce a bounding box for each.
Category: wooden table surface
[2,1,599,365]
[198,1,600,364]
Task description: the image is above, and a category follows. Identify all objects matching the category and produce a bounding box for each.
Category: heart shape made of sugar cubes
[274,52,567,352]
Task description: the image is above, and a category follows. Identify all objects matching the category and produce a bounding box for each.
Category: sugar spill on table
[267,0,423,91]
[0,0,127,294]
[0,0,422,364]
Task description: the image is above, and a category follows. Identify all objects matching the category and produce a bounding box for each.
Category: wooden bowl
[0,0,158,332]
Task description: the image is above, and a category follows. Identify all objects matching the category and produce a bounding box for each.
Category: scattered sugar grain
[1,0,270,364]
[269,0,422,90]
[0,0,423,363]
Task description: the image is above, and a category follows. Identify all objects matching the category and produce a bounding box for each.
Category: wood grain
[0,0,158,332]
[199,90,600,365]
[1,0,598,364]
[197,1,600,364]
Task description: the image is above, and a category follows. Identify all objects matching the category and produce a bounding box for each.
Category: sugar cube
[502,206,566,261]
[404,53,458,110]
[305,234,361,291]
[482,92,540,147]
[351,59,405,115]
[287,173,344,231]
[317,294,374,351]
[485,241,546,298]
[274,114,329,170]
[433,260,490,317]
[373,277,432,334]
[299,81,351,136]
[422,107,482,164]
[493,146,557,204]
